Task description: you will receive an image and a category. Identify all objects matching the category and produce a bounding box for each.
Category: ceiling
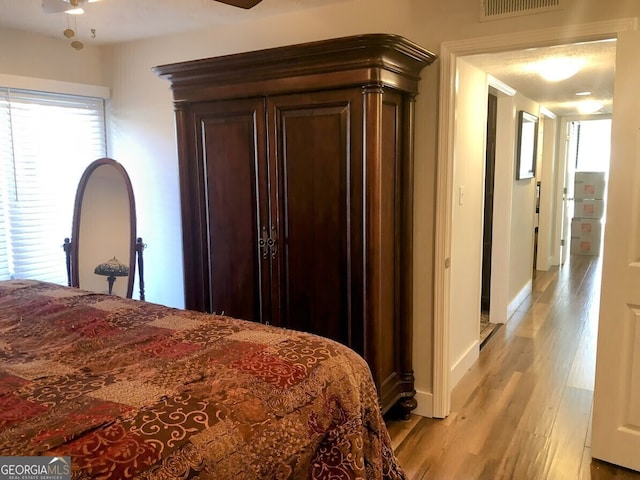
[464,39,616,117]
[0,0,617,117]
[0,0,343,44]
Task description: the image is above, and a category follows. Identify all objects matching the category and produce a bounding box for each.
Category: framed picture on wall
[516,110,538,180]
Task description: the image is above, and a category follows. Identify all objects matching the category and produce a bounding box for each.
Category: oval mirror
[71,158,137,298]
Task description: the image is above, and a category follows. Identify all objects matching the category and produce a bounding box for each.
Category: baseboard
[450,340,479,390]
[507,279,533,319]
[413,389,434,418]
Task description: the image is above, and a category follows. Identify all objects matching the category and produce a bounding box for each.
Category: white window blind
[0,88,106,284]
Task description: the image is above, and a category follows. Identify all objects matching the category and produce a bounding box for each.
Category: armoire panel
[379,96,402,386]
[269,91,363,349]
[195,99,269,322]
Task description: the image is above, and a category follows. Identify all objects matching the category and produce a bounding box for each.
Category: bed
[0,280,405,479]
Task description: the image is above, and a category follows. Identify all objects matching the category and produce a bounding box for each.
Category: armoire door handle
[269,225,278,258]
[267,237,277,258]
[259,227,269,259]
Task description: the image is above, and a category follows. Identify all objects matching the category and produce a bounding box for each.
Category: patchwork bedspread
[0,280,405,479]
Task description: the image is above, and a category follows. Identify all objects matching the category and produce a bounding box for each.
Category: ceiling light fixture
[577,100,604,114]
[576,91,592,96]
[532,57,586,82]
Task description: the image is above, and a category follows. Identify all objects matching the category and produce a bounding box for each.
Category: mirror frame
[71,157,137,298]
[516,110,539,180]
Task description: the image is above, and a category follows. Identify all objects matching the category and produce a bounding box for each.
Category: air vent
[480,0,562,21]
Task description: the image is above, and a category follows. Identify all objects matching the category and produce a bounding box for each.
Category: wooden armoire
[154,34,436,417]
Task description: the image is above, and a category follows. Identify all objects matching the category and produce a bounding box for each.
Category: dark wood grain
[270,90,360,345]
[153,34,437,102]
[387,254,640,479]
[196,98,269,321]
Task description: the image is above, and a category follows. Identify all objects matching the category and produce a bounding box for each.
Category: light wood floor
[386,254,640,480]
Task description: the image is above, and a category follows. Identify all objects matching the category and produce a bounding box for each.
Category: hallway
[387,254,640,479]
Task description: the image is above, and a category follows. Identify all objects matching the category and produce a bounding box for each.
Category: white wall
[482,89,547,328]
[102,43,186,307]
[490,95,517,325]
[508,96,540,313]
[0,29,106,85]
[448,59,487,388]
[536,114,560,271]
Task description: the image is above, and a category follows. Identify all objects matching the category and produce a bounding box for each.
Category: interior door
[561,120,578,264]
[481,93,497,312]
[591,30,640,472]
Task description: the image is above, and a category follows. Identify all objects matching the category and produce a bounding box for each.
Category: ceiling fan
[42,0,264,15]
[213,0,263,8]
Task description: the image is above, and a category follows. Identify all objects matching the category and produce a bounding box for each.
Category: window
[574,118,612,172]
[0,88,107,284]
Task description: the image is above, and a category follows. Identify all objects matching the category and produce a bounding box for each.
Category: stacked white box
[574,198,605,218]
[570,218,602,255]
[571,172,606,256]
[574,172,606,200]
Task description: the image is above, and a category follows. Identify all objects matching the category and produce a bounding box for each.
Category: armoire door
[267,89,364,351]
[190,98,271,322]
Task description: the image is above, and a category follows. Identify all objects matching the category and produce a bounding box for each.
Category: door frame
[433,18,638,418]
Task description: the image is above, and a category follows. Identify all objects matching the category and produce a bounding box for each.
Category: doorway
[432,18,634,419]
[480,92,497,347]
[565,117,611,258]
